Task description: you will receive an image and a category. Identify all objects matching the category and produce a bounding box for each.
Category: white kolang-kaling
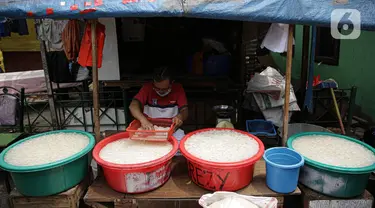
[99,138,173,164]
[185,130,259,163]
[293,135,375,168]
[5,133,89,166]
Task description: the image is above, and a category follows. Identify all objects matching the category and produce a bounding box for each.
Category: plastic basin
[263,147,304,193]
[246,120,276,137]
[93,132,178,193]
[0,130,95,196]
[179,128,265,191]
[287,132,375,198]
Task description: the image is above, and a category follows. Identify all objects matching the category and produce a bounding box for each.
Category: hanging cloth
[0,49,4,73]
[0,22,5,37]
[62,20,80,61]
[78,22,105,68]
[0,20,11,37]
[37,19,68,51]
[11,20,29,36]
[0,19,28,37]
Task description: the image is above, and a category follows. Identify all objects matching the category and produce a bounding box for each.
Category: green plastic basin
[287,132,375,198]
[0,130,95,196]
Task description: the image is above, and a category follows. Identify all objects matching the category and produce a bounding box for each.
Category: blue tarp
[1,0,375,29]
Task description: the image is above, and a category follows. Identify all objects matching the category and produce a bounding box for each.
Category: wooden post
[36,20,59,130]
[91,20,101,143]
[282,25,295,146]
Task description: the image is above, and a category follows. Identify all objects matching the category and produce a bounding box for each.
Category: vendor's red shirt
[134,83,188,119]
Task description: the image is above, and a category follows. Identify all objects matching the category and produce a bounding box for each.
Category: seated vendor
[129,66,188,142]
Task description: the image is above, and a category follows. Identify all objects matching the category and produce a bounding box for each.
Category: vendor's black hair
[153,66,171,82]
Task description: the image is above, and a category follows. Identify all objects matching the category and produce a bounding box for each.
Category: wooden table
[84,157,301,208]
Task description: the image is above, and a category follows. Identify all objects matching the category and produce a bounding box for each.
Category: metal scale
[212,105,235,128]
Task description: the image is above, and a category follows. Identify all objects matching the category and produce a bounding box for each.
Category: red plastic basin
[179,128,265,191]
[93,132,178,193]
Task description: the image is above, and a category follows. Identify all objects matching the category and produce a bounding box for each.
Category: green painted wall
[272,26,375,118]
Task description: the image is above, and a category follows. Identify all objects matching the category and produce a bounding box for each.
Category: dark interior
[115,17,243,83]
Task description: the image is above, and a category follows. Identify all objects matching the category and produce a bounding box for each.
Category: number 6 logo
[331,9,361,40]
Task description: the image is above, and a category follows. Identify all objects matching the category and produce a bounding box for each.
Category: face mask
[156,89,171,97]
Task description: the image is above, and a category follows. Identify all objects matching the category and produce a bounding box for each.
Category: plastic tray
[126,118,174,141]
[246,119,277,137]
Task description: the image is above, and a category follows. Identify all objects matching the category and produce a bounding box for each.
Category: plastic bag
[199,192,278,208]
[245,66,300,127]
[0,95,17,126]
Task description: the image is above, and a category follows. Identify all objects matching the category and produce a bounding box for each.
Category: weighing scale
[212,105,235,128]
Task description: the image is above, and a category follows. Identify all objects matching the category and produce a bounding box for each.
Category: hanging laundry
[0,22,11,37]
[36,19,68,51]
[46,51,78,83]
[78,22,105,68]
[0,49,4,73]
[62,20,80,61]
[0,19,29,37]
[11,20,29,35]
[0,18,5,37]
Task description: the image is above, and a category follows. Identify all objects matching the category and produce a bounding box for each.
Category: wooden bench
[84,157,301,208]
[10,176,89,208]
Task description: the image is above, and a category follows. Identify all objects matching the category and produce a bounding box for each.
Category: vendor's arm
[173,107,188,129]
[172,85,188,129]
[129,86,154,130]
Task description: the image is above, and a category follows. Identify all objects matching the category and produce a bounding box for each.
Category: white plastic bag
[260,23,295,53]
[245,66,300,127]
[199,192,278,208]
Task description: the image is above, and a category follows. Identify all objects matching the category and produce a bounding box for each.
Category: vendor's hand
[172,115,183,130]
[140,119,154,130]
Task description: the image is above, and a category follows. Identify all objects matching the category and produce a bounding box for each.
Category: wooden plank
[115,199,135,208]
[84,157,300,206]
[178,200,201,208]
[136,200,178,208]
[84,202,109,208]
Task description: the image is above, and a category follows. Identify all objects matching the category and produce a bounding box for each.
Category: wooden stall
[84,156,301,208]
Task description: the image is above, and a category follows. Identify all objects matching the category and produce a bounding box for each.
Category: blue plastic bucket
[263,147,304,193]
